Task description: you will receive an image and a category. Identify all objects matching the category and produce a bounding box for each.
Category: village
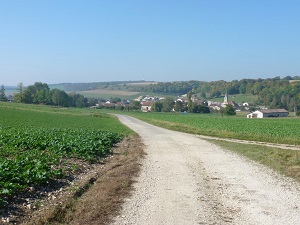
[95,93,289,118]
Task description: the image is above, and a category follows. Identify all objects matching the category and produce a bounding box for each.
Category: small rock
[29,186,35,192]
[7,217,17,222]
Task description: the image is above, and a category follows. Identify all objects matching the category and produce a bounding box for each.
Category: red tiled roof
[141,102,152,106]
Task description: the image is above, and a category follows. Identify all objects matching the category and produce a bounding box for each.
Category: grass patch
[209,140,300,183]
[118,111,300,145]
[0,102,132,135]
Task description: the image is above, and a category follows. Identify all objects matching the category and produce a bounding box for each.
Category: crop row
[0,126,122,206]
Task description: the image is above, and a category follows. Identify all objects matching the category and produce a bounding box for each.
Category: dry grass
[23,135,145,225]
[127,82,158,86]
[209,140,300,183]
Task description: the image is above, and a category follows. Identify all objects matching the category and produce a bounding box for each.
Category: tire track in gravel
[111,115,300,225]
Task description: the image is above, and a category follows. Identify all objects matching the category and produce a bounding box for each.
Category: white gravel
[111,115,300,225]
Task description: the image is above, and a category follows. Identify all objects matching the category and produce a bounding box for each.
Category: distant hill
[5,76,299,110]
[49,81,156,92]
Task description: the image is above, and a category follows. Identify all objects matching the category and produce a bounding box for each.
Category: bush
[224,105,236,116]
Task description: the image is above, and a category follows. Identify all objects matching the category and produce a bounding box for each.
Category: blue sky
[1,0,300,86]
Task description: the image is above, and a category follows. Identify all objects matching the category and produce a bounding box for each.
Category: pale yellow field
[81,89,140,96]
[128,82,158,86]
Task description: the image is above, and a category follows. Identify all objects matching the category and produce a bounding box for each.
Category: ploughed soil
[1,134,145,225]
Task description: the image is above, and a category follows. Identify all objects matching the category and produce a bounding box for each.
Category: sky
[1,0,300,86]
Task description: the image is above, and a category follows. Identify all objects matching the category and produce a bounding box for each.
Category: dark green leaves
[0,126,122,204]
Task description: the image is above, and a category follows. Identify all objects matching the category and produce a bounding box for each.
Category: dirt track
[112,115,300,225]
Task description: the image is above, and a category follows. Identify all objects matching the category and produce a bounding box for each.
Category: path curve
[112,115,300,225]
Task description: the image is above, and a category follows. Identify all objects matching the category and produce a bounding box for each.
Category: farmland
[78,89,140,99]
[124,112,300,145]
[0,102,132,207]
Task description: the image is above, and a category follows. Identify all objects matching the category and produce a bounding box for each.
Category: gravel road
[112,115,300,225]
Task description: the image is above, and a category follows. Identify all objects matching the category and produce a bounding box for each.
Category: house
[247,109,289,118]
[209,104,223,111]
[141,102,152,112]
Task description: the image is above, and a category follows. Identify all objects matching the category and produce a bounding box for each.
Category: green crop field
[0,102,133,206]
[125,112,300,145]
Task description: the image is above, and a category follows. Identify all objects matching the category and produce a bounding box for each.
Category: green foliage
[130,100,141,110]
[14,82,89,108]
[0,102,134,206]
[51,88,69,106]
[187,91,192,112]
[0,125,121,203]
[161,97,175,112]
[29,77,300,111]
[0,85,7,101]
[110,97,122,103]
[131,81,202,95]
[174,101,184,112]
[190,103,210,113]
[152,101,163,112]
[0,102,132,134]
[210,93,258,103]
[223,105,236,115]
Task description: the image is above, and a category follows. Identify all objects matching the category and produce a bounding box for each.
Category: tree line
[134,76,300,111]
[12,82,97,107]
[2,75,300,111]
[42,76,300,111]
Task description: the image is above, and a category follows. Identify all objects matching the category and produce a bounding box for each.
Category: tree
[110,97,122,103]
[13,83,24,102]
[252,82,263,95]
[249,106,256,112]
[88,98,98,107]
[190,103,210,113]
[174,101,183,112]
[31,82,51,104]
[19,82,51,104]
[162,97,174,112]
[51,89,69,106]
[209,90,221,98]
[0,85,7,101]
[224,104,236,116]
[130,101,141,110]
[187,91,192,112]
[22,88,34,103]
[75,95,88,108]
[152,101,163,112]
[200,92,206,99]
